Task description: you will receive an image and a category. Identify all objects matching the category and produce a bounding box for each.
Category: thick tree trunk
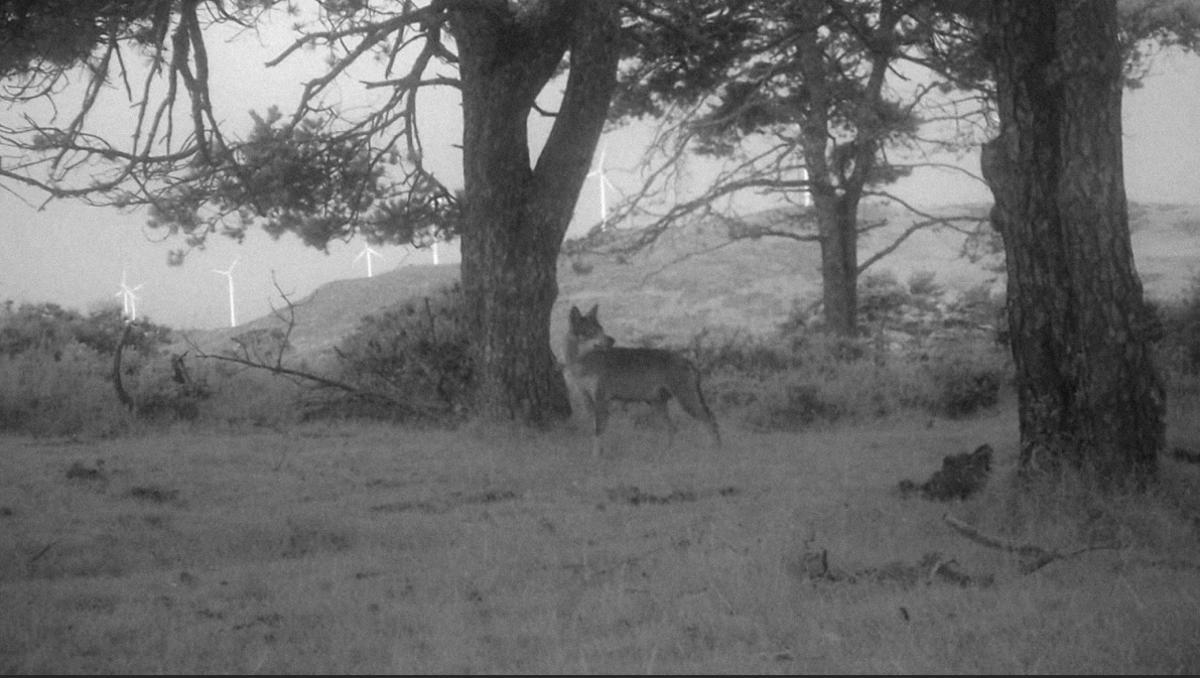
[815,192,861,336]
[983,0,1164,484]
[453,2,620,424]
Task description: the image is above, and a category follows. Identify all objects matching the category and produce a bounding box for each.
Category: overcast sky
[1,31,1197,330]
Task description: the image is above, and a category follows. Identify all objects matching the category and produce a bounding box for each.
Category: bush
[1158,273,1200,377]
[0,342,133,436]
[688,328,926,430]
[333,283,472,421]
[907,270,944,301]
[858,270,912,325]
[0,302,186,435]
[684,321,1009,432]
[778,297,818,335]
[923,340,1006,418]
[192,363,302,427]
[743,380,844,431]
[942,282,1007,341]
[122,350,211,422]
[686,329,803,378]
[0,301,170,358]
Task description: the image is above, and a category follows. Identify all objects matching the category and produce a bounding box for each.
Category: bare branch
[943,514,1121,575]
[182,276,451,418]
[857,217,937,274]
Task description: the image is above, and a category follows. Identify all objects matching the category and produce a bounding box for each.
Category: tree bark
[982,0,1164,484]
[814,191,862,336]
[453,1,620,424]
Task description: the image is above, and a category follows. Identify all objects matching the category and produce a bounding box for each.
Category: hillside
[180,201,1200,363]
[180,264,460,361]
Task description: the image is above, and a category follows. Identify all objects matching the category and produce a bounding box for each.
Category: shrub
[123,350,211,422]
[932,366,1001,418]
[1158,273,1200,377]
[778,297,819,335]
[194,364,302,427]
[942,282,1007,341]
[858,270,912,325]
[686,329,802,378]
[906,270,944,313]
[689,323,1010,431]
[0,342,133,436]
[923,340,1006,418]
[0,302,183,435]
[692,327,922,430]
[907,270,944,300]
[0,301,170,358]
[0,302,80,356]
[743,380,844,431]
[333,283,471,421]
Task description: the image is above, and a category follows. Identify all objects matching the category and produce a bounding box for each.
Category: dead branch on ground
[943,514,1121,574]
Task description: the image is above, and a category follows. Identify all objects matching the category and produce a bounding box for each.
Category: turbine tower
[586,143,617,231]
[354,243,382,278]
[212,259,238,328]
[114,269,143,321]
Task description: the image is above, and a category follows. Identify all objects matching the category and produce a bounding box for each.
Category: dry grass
[3,405,1199,673]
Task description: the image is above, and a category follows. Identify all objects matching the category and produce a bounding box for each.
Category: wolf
[563,304,721,457]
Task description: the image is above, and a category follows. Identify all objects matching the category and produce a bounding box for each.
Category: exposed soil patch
[65,460,106,482]
[369,488,520,514]
[282,528,354,559]
[128,485,180,504]
[603,484,741,506]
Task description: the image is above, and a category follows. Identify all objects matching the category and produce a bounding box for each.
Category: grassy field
[4,404,1200,673]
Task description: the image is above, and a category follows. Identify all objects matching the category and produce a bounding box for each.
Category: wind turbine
[114,269,143,321]
[212,259,238,328]
[354,243,382,277]
[586,143,618,231]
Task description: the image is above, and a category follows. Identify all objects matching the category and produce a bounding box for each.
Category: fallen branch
[191,334,450,419]
[29,540,58,565]
[183,273,452,419]
[943,514,1121,574]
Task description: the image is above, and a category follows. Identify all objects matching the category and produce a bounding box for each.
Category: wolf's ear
[569,305,582,323]
[586,304,599,319]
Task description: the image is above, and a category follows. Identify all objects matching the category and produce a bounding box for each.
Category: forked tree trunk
[794,2,886,337]
[983,0,1164,484]
[453,2,620,424]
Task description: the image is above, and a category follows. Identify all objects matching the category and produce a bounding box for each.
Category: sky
[1,24,1198,330]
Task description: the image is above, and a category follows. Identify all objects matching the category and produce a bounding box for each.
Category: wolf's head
[568,304,615,355]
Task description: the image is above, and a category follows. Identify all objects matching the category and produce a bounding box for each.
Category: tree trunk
[983,0,1164,484]
[815,192,862,336]
[795,1,887,337]
[453,2,620,424]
